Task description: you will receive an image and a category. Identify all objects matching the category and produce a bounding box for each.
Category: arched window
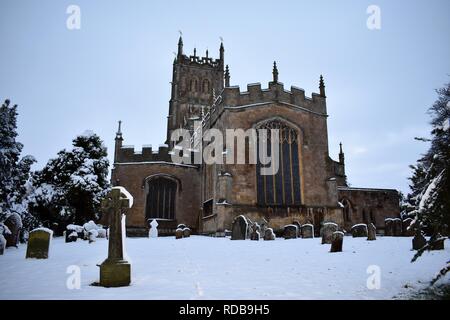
[256,119,301,206]
[189,79,198,92]
[145,176,177,220]
[202,79,210,93]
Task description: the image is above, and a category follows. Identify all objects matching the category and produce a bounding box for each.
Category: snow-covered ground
[0,236,448,299]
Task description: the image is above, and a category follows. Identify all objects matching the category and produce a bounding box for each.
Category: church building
[111,37,400,237]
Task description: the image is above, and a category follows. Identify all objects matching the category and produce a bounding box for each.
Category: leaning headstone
[264,228,275,241]
[99,186,133,287]
[283,225,298,239]
[4,213,22,248]
[393,218,403,236]
[402,218,415,237]
[231,215,248,240]
[412,230,427,250]
[384,219,394,236]
[26,228,53,259]
[175,228,183,239]
[330,231,344,253]
[321,222,338,244]
[182,227,191,238]
[351,224,368,238]
[301,224,314,239]
[0,234,6,255]
[367,223,377,241]
[149,219,159,238]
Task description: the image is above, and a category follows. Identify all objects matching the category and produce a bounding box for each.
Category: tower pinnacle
[339,142,345,164]
[272,61,279,83]
[319,74,326,98]
[225,65,230,87]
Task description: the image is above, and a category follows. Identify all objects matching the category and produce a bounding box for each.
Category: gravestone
[392,218,403,236]
[65,230,78,243]
[430,234,445,250]
[4,213,22,248]
[283,225,298,239]
[250,223,260,241]
[88,229,98,243]
[175,228,183,239]
[412,230,427,250]
[149,219,159,238]
[258,218,268,239]
[26,228,53,259]
[321,222,338,244]
[301,224,314,238]
[231,215,248,240]
[177,224,186,230]
[402,218,415,237]
[99,187,133,287]
[384,219,394,236]
[264,228,275,241]
[330,231,344,253]
[97,228,107,238]
[367,223,376,241]
[351,224,368,238]
[182,227,191,238]
[0,234,6,255]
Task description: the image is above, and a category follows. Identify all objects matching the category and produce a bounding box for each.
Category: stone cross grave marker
[99,187,133,287]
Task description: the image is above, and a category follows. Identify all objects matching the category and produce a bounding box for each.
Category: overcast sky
[1,0,449,194]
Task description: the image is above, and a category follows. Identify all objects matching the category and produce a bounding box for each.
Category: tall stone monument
[99,187,133,287]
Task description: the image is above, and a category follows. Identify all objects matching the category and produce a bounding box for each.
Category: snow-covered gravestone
[321,222,338,244]
[301,224,314,238]
[99,186,133,287]
[26,228,53,259]
[149,219,158,238]
[231,215,248,240]
[351,224,368,238]
[367,223,376,241]
[4,213,22,248]
[330,231,344,253]
[283,225,298,239]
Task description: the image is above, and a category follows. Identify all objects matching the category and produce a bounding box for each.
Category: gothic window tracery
[256,120,301,206]
[145,177,177,220]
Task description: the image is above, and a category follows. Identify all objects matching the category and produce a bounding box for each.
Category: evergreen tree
[30,131,110,226]
[0,99,36,225]
[409,82,450,284]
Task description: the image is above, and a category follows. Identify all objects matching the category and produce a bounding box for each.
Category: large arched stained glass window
[145,177,177,220]
[256,120,301,206]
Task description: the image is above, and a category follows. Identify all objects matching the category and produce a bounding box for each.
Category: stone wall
[111,162,201,235]
[338,187,400,232]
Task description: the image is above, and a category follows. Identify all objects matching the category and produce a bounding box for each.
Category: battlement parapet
[219,81,326,115]
[116,144,172,163]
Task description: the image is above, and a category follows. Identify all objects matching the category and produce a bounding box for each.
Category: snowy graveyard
[0,235,448,299]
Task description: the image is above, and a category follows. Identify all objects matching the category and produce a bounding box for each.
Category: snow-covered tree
[30,131,110,226]
[409,82,450,282]
[0,99,36,225]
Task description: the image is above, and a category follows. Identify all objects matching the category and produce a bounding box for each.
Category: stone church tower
[166,37,225,145]
[111,37,400,237]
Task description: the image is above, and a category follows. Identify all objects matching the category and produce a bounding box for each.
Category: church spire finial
[177,33,183,59]
[116,120,123,139]
[219,39,225,67]
[272,61,279,83]
[339,142,345,164]
[319,74,326,98]
[225,64,230,87]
